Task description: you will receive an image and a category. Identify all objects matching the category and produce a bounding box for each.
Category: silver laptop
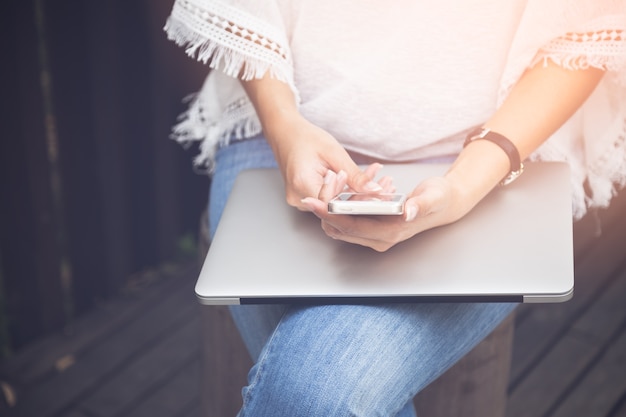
[196,163,574,305]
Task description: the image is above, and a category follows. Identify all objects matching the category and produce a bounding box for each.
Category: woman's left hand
[301,171,470,252]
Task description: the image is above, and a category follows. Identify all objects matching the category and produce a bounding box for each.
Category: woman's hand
[301,172,471,252]
[241,74,390,210]
[268,114,392,210]
[242,49,606,251]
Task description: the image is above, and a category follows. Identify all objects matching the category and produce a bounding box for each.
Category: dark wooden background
[0,0,209,354]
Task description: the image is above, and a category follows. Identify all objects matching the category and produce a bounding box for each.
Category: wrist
[445,139,510,212]
[443,173,476,220]
[463,127,524,185]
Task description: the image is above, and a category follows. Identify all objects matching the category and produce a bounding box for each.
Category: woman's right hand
[241,74,389,210]
[267,114,388,210]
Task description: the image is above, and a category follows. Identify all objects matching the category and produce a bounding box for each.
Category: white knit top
[164,0,626,219]
[290,1,526,161]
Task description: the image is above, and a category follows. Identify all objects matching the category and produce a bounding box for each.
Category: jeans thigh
[238,302,516,417]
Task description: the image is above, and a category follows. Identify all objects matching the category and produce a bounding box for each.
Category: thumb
[404,197,420,222]
[404,178,449,221]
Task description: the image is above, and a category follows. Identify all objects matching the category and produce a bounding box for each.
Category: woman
[165,1,625,415]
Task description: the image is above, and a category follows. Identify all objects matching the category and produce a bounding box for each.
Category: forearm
[240,73,382,205]
[240,74,301,146]
[446,61,605,212]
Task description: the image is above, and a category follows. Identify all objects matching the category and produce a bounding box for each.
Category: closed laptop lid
[196,163,574,305]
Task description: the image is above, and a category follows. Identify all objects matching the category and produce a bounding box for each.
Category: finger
[404,180,448,222]
[321,220,394,252]
[335,170,348,195]
[363,163,384,180]
[300,196,327,214]
[377,176,396,193]
[317,169,348,203]
[328,154,383,193]
[317,170,337,203]
[404,197,419,222]
[353,163,384,192]
[344,176,394,194]
[304,198,406,252]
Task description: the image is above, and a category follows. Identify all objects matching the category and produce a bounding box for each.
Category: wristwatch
[463,127,524,186]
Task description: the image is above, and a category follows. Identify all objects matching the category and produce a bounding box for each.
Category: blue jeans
[209,136,516,417]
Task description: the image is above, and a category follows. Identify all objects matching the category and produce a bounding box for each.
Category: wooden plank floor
[0,263,203,417]
[1,190,625,417]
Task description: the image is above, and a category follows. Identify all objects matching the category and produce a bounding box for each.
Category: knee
[239,359,399,417]
[239,363,343,416]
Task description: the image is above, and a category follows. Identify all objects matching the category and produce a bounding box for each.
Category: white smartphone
[328,193,406,215]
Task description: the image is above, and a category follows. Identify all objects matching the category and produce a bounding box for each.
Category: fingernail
[405,205,417,222]
[365,181,383,192]
[300,197,316,211]
[337,170,347,182]
[324,170,336,185]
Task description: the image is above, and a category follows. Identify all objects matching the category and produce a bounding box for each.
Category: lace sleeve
[164,0,296,173]
[500,2,626,220]
[533,15,626,85]
[164,0,294,85]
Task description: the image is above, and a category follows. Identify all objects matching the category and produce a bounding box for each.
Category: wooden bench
[197,212,515,417]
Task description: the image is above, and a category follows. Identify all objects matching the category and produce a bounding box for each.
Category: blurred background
[0,0,209,357]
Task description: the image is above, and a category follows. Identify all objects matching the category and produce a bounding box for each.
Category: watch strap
[463,127,524,185]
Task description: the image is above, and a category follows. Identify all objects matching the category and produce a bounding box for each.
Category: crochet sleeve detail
[533,15,626,85]
[164,0,296,173]
[164,0,294,85]
[529,15,626,220]
[500,5,626,220]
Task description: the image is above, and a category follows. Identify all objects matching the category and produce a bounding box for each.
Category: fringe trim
[196,120,263,174]
[585,118,626,211]
[169,94,263,174]
[530,118,626,220]
[533,53,626,86]
[164,10,298,173]
[500,36,626,219]
[164,15,295,88]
